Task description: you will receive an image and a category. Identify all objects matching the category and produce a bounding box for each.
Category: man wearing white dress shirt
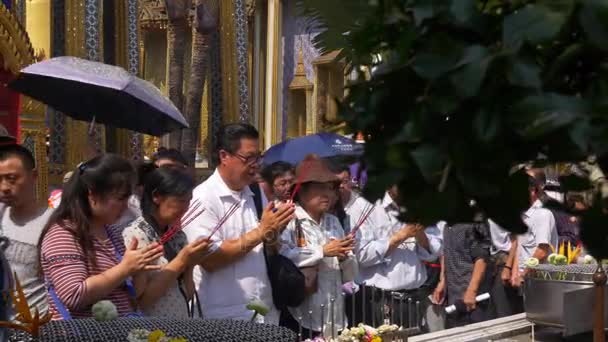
[184,124,295,323]
[349,181,442,332]
[512,170,558,286]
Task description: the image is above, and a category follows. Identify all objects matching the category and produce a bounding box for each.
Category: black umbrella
[9,56,188,136]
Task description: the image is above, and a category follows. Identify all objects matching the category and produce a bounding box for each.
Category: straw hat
[295,154,340,184]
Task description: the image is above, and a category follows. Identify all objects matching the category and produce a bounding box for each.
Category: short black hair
[0,144,35,171]
[152,148,188,167]
[261,161,294,185]
[214,123,259,164]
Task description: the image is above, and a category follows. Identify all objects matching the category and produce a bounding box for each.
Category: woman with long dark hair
[122,166,210,318]
[38,154,164,320]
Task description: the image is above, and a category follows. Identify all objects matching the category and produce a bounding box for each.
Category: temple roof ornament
[140,0,203,30]
[245,0,255,17]
[0,2,34,74]
[289,47,312,90]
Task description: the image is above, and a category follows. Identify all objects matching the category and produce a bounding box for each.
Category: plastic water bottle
[445,293,491,314]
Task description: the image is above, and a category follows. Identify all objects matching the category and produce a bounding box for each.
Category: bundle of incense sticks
[348,203,375,237]
[206,201,240,240]
[160,200,205,244]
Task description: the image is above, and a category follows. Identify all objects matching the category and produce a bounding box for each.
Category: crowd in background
[0,123,579,338]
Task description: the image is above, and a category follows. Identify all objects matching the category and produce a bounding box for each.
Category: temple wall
[281,2,320,139]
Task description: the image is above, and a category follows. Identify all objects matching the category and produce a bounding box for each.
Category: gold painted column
[113,0,131,157]
[65,0,89,170]
[20,99,49,206]
[264,0,282,149]
[219,0,239,124]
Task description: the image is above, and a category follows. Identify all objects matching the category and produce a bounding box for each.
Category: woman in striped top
[38,154,164,320]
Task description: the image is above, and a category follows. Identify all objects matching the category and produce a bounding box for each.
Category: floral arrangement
[303,324,400,342]
[127,329,187,342]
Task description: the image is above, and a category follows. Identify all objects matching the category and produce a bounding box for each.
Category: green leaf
[508,58,542,89]
[410,144,448,183]
[579,0,608,51]
[449,46,492,98]
[503,4,570,50]
[545,44,584,84]
[412,0,437,26]
[509,94,586,138]
[413,53,459,79]
[473,109,501,143]
[450,0,476,23]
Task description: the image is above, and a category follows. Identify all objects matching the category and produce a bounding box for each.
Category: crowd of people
[0,123,579,338]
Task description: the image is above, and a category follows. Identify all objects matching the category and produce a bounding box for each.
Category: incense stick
[349,203,374,237]
[160,200,201,241]
[160,208,206,244]
[207,202,240,240]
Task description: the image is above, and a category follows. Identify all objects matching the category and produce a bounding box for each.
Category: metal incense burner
[524,263,608,337]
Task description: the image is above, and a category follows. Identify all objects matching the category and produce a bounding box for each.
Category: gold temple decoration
[288,47,313,137]
[0,3,48,204]
[0,3,35,73]
[140,0,197,31]
[0,273,52,337]
[219,0,239,124]
[113,0,133,157]
[64,0,89,171]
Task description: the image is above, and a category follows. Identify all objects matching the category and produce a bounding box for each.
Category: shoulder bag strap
[45,279,72,320]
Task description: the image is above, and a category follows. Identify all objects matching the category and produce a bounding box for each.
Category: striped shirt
[40,222,133,320]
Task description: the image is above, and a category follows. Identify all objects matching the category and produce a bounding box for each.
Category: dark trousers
[491,264,524,318]
[345,286,428,331]
[446,301,492,328]
[279,310,321,340]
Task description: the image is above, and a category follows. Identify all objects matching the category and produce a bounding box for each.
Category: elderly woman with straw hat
[279,154,358,339]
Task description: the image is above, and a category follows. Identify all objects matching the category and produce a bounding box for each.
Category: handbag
[263,246,307,311]
[250,184,307,310]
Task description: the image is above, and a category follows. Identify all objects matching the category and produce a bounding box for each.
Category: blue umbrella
[263,132,363,165]
[9,56,188,137]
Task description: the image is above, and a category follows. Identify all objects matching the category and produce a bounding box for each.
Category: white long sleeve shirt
[183,170,277,323]
[517,199,559,271]
[280,206,357,336]
[353,192,442,291]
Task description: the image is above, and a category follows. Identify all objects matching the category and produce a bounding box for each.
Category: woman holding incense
[39,154,165,320]
[122,166,210,318]
[279,154,357,338]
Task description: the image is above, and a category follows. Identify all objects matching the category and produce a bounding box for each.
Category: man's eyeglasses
[231,152,262,166]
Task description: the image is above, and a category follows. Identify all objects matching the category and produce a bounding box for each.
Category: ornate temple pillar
[64,0,97,170]
[126,0,142,160]
[113,0,142,160]
[20,99,49,205]
[263,0,282,149]
[219,0,248,124]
